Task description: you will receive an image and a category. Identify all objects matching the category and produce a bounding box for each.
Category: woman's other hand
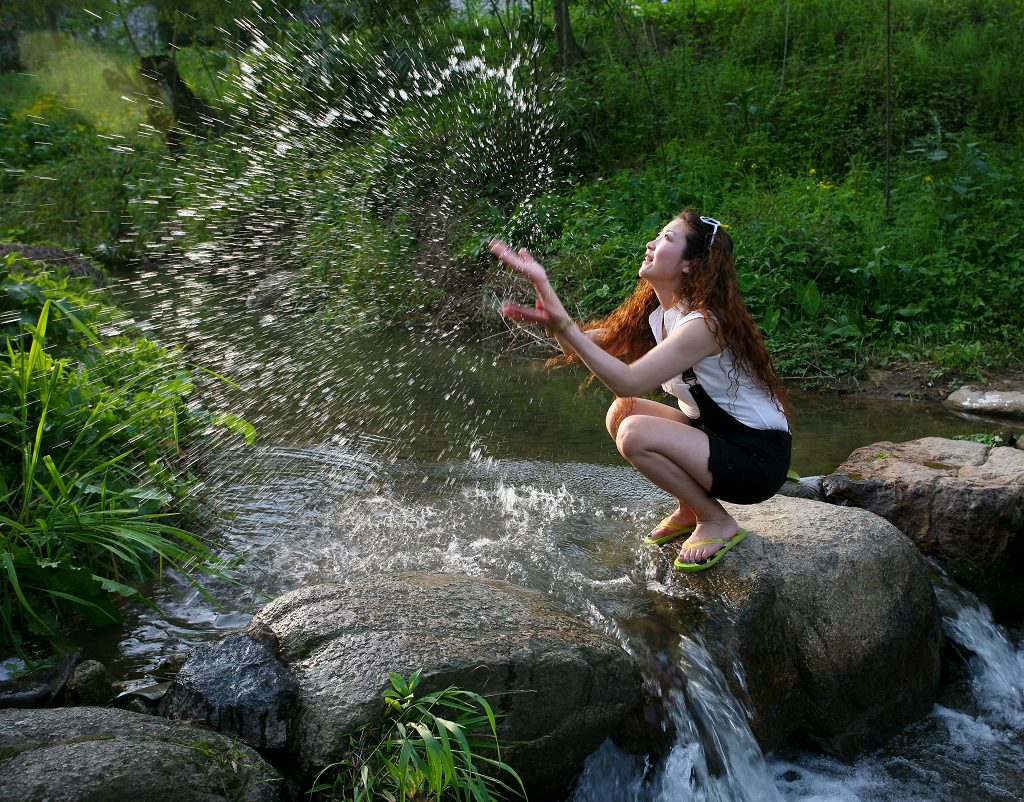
[490,240,571,331]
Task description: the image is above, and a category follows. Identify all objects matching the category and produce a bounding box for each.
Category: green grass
[0,254,251,653]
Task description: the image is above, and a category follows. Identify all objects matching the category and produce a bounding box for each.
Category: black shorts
[696,425,792,504]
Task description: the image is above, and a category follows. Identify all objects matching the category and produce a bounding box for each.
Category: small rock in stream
[159,633,298,750]
[65,660,113,707]
[945,383,1024,419]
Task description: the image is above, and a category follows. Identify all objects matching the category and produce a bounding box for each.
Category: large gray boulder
[945,383,1024,419]
[244,572,643,800]
[821,437,1024,567]
[0,706,284,802]
[648,495,941,758]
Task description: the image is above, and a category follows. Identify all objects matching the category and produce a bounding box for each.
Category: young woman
[492,209,791,571]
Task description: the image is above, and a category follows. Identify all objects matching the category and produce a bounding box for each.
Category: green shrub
[311,670,526,802]
[0,132,166,264]
[0,255,250,651]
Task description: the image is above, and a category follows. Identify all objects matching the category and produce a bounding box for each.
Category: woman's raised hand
[490,240,571,331]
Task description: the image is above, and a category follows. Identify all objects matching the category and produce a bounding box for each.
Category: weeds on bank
[311,671,526,802]
[0,255,248,652]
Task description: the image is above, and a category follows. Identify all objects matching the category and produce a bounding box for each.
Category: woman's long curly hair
[560,209,789,414]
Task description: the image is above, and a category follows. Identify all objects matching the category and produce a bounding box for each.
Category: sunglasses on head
[699,215,722,246]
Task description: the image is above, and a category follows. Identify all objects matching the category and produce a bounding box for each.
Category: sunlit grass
[16,31,146,135]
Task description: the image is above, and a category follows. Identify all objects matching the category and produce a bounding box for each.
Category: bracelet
[548,318,573,336]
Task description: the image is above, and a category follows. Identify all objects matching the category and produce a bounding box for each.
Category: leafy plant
[0,301,228,650]
[953,433,1005,448]
[0,258,250,652]
[311,670,526,802]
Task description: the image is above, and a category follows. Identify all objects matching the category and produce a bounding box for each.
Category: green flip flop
[673,529,748,572]
[642,516,698,546]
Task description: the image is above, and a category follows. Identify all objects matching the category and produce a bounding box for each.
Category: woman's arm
[554,318,719,397]
[492,241,720,397]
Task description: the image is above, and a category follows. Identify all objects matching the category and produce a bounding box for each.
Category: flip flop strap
[685,534,739,548]
[654,517,694,531]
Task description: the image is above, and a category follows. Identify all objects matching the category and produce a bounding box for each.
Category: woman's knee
[614,413,653,457]
[605,397,638,438]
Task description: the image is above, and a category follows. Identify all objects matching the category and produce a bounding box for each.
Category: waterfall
[574,561,1024,802]
[572,635,779,802]
[931,562,1024,729]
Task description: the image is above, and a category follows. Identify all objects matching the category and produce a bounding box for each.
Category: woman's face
[639,219,689,283]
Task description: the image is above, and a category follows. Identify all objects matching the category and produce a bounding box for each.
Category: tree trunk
[553,0,584,69]
[138,55,218,152]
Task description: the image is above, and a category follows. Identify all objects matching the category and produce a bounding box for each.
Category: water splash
[150,6,566,328]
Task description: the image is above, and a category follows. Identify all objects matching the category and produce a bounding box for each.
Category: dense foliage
[0,254,248,650]
[0,0,1021,386]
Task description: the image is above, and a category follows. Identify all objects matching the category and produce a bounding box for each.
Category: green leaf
[92,575,144,599]
[211,412,257,445]
[797,280,821,318]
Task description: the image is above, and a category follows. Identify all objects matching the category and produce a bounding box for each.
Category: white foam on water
[572,635,780,802]
[934,574,1024,729]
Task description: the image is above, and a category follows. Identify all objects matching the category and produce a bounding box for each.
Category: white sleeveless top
[649,305,789,432]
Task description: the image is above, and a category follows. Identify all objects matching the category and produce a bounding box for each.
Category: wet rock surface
[243,572,643,800]
[159,633,298,750]
[0,706,284,802]
[0,653,80,709]
[821,437,1024,568]
[64,660,113,707]
[645,495,942,759]
[945,383,1024,419]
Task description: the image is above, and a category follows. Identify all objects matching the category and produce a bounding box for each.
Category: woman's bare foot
[676,516,740,564]
[649,506,698,540]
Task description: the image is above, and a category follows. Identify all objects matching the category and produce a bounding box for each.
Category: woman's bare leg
[612,410,739,563]
[606,398,700,532]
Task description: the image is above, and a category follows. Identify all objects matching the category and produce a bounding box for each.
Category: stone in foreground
[821,437,1024,567]
[245,572,643,800]
[159,632,298,750]
[646,495,942,758]
[0,706,283,802]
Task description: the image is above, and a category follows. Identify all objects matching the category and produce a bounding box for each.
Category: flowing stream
[92,260,1022,801]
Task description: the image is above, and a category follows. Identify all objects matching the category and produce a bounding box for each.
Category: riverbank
[826,364,1024,407]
